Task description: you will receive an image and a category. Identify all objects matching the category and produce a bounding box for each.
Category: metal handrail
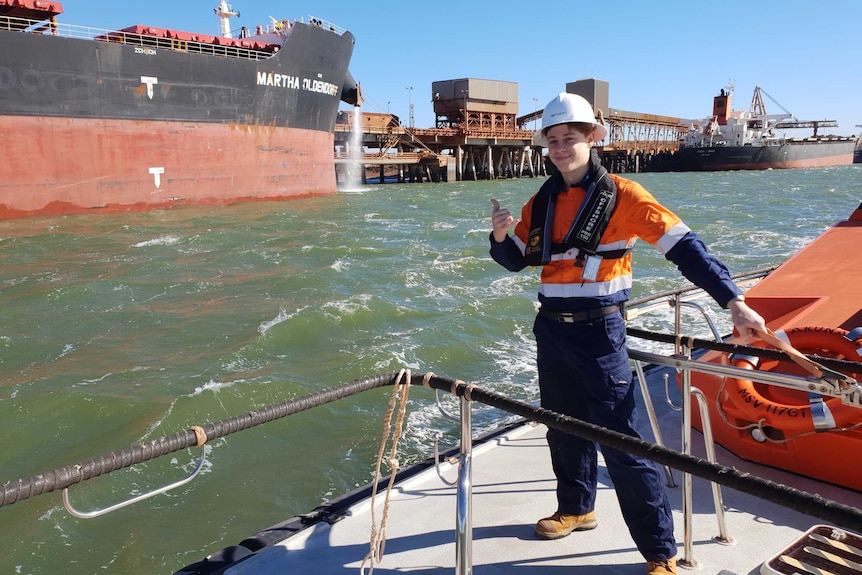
[674,338,731,570]
[677,344,697,569]
[632,360,677,487]
[434,389,461,486]
[676,300,723,343]
[626,292,862,568]
[299,15,347,36]
[690,387,730,545]
[3,367,861,574]
[632,349,862,405]
[445,338,862,573]
[455,396,473,575]
[61,444,207,519]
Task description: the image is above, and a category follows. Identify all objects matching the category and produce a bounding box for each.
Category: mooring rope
[361,369,412,574]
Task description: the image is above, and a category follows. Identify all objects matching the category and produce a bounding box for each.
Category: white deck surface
[224,409,862,575]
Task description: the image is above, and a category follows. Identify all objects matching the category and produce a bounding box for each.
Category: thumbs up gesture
[490,199,518,243]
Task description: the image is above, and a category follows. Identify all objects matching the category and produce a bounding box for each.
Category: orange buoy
[724,326,862,434]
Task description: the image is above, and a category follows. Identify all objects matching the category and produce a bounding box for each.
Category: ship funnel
[713,88,731,126]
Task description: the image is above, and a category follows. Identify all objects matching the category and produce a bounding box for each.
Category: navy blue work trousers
[533,310,676,561]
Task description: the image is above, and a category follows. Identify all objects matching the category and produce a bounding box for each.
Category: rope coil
[463,383,477,401]
[190,426,207,447]
[421,372,434,389]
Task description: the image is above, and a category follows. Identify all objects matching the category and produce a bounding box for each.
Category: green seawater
[1,166,860,574]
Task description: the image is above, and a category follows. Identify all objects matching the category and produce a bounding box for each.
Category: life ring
[724,326,862,434]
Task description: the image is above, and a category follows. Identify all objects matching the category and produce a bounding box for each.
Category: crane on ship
[751,85,840,136]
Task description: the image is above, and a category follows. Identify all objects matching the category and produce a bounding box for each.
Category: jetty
[333,78,686,184]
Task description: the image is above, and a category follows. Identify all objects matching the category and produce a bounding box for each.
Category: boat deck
[212,364,861,575]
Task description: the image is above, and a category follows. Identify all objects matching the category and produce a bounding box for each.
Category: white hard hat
[533,92,607,146]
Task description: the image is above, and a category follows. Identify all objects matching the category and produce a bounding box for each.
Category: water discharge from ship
[342,105,364,192]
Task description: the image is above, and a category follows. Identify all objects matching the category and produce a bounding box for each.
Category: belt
[538,304,620,323]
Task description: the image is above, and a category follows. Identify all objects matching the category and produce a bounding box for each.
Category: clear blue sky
[60,0,861,136]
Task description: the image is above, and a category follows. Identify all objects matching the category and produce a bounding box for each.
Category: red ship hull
[0,115,336,219]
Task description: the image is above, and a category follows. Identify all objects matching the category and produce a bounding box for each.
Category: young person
[488,92,766,575]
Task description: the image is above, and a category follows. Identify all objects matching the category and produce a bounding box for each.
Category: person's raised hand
[491,199,517,243]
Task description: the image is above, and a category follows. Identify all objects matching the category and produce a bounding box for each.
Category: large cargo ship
[0,0,360,220]
[647,86,855,172]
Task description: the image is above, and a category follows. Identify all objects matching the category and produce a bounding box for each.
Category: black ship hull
[0,22,355,129]
[647,139,854,172]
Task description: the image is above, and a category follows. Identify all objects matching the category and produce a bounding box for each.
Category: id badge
[581,254,601,281]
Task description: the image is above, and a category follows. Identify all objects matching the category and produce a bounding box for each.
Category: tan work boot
[647,557,677,575]
[534,510,597,539]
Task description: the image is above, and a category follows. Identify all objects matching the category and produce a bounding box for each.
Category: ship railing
[298,15,347,36]
[622,268,862,567]
[239,15,347,37]
[334,151,425,163]
[335,124,406,136]
[0,15,275,61]
[461,128,536,139]
[92,30,274,61]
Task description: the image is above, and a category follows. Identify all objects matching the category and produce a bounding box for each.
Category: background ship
[855,126,862,163]
[0,0,360,220]
[647,85,855,172]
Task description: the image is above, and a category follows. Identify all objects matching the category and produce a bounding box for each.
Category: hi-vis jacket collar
[524,149,631,267]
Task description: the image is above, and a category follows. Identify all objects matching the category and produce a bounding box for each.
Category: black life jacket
[524,149,632,267]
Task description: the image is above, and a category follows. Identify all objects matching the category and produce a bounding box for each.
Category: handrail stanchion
[677,301,723,341]
[691,387,732,544]
[670,295,733,565]
[455,395,473,575]
[678,341,698,569]
[632,359,677,487]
